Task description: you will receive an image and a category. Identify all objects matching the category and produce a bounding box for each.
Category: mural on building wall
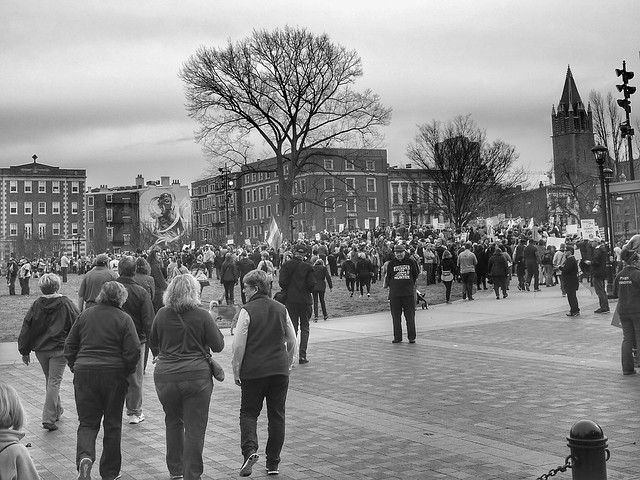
[140,187,191,249]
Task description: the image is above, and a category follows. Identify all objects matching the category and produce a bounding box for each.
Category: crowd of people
[4,222,640,479]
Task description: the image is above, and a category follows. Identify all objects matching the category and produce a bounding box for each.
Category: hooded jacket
[0,429,40,480]
[18,295,79,355]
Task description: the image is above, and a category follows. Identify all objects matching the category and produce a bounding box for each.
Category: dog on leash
[416,289,428,309]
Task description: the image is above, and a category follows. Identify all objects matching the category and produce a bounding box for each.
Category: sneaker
[298,358,309,364]
[266,466,280,475]
[78,457,92,480]
[392,339,402,343]
[367,293,370,297]
[534,289,541,292]
[240,452,259,477]
[594,308,610,314]
[496,296,500,300]
[170,476,184,479]
[129,413,145,424]
[503,293,508,298]
[43,422,58,431]
[323,316,328,321]
[313,317,318,323]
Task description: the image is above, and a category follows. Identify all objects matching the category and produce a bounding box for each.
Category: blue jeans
[126,343,145,416]
[73,368,129,480]
[390,295,416,341]
[620,315,640,373]
[155,378,213,480]
[286,303,311,360]
[240,375,289,469]
[593,277,609,310]
[461,272,475,299]
[35,349,66,424]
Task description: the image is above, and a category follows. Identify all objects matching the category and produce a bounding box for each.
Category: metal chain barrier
[534,455,575,480]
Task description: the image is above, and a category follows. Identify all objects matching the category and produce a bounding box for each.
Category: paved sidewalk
[2,283,638,479]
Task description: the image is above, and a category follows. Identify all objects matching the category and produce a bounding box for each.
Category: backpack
[260,261,269,273]
[542,252,553,265]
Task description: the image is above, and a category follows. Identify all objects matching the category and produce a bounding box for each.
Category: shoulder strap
[174,310,209,359]
[0,441,18,455]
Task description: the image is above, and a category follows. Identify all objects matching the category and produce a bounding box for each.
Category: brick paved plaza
[1,285,638,479]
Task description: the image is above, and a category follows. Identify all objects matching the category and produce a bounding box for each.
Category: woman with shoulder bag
[190,254,209,295]
[150,274,225,480]
[440,249,456,304]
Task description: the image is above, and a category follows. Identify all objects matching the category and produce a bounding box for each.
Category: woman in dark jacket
[474,244,489,290]
[220,253,240,305]
[18,273,80,431]
[312,259,333,322]
[148,250,168,313]
[355,252,374,297]
[561,246,580,316]
[340,258,357,297]
[488,246,510,300]
[440,249,456,304]
[150,274,225,480]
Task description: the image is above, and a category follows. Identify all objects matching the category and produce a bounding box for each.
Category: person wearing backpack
[541,245,555,288]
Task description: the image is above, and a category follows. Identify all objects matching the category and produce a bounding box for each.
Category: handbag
[441,270,453,282]
[175,310,224,381]
[274,290,288,304]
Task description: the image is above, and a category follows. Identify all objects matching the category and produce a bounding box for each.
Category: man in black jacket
[117,256,154,425]
[279,244,316,364]
[385,243,420,343]
[590,240,610,313]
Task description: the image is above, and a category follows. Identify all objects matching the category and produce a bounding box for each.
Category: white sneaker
[128,413,145,424]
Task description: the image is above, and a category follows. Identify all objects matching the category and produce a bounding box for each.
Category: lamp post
[289,214,295,243]
[603,167,616,272]
[407,199,414,232]
[592,145,615,295]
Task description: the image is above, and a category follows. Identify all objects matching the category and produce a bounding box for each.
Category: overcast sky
[2,0,639,189]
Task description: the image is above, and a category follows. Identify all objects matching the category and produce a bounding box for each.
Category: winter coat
[18,295,79,355]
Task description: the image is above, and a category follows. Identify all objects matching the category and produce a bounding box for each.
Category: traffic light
[620,121,635,138]
[616,61,635,114]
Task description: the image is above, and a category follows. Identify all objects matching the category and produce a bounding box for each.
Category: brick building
[0,155,85,259]
[388,164,443,227]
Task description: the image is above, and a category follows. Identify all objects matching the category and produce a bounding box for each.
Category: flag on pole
[265,217,283,250]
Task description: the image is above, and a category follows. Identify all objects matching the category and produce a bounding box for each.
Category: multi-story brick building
[241,148,389,242]
[0,155,86,259]
[86,175,190,254]
[388,164,444,227]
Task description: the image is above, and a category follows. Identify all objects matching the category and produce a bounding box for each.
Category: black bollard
[566,420,609,480]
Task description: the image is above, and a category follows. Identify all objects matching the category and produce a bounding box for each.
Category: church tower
[551,66,595,184]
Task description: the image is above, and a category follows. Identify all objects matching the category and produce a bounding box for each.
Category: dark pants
[205,261,213,279]
[73,368,128,480]
[312,291,328,319]
[286,303,311,360]
[223,281,235,305]
[358,275,371,295]
[593,276,609,310]
[8,276,17,295]
[390,295,416,342]
[620,315,640,373]
[566,288,579,314]
[345,277,355,294]
[461,272,475,299]
[19,277,29,295]
[155,378,213,480]
[240,375,289,470]
[61,266,68,283]
[492,276,507,298]
[525,263,539,290]
[443,281,453,302]
[516,263,526,289]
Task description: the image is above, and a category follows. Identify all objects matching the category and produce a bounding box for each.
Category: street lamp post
[603,167,616,271]
[592,145,615,295]
[407,199,414,232]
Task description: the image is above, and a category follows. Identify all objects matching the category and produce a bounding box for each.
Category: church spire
[558,65,584,112]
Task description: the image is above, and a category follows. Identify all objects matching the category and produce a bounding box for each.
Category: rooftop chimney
[161,176,170,186]
[136,175,144,188]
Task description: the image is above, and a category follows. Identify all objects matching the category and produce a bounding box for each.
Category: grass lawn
[1,271,465,343]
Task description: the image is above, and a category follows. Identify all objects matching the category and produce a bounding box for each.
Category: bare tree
[180,26,391,239]
[406,115,525,230]
[589,90,623,178]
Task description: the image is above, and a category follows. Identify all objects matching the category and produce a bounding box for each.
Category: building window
[123,234,131,245]
[71,223,78,234]
[345,160,354,171]
[324,198,335,212]
[106,194,113,203]
[346,197,356,212]
[246,226,252,238]
[366,160,375,171]
[24,202,32,215]
[324,159,334,171]
[284,165,289,177]
[392,183,399,204]
[39,202,46,214]
[9,224,17,236]
[259,188,265,201]
[106,227,114,241]
[87,196,94,207]
[367,198,377,212]
[266,185,271,198]
[366,178,376,192]
[38,223,46,239]
[106,208,113,222]
[88,227,94,241]
[345,178,356,192]
[52,223,60,235]
[52,202,60,214]
[9,180,17,193]
[252,207,258,220]
[72,181,79,193]
[39,181,46,193]
[88,210,94,223]
[9,202,17,214]
[52,181,60,193]
[252,173,257,183]
[24,181,32,194]
[274,184,279,195]
[326,218,336,231]
[245,190,251,203]
[252,189,258,202]
[246,208,251,221]
[275,203,280,216]
[259,205,265,219]
[259,172,264,181]
[71,202,78,214]
[300,179,306,193]
[24,224,32,239]
[324,178,334,192]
